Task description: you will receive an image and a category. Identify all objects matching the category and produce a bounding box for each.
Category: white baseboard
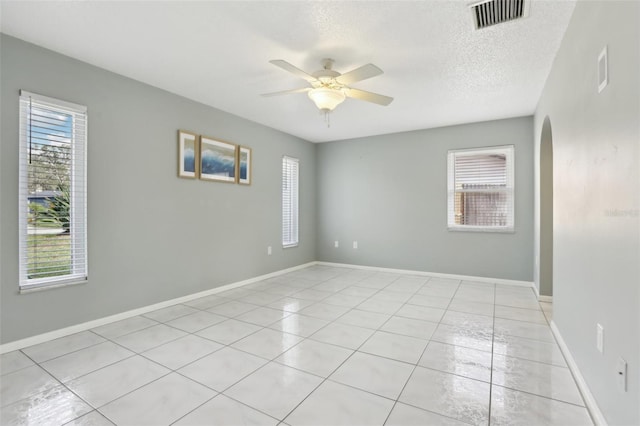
[550,321,607,426]
[316,261,534,288]
[0,261,316,354]
[533,281,553,302]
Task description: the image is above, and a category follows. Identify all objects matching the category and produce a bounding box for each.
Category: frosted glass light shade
[308,87,346,111]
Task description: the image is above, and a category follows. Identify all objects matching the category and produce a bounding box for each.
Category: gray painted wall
[0,35,317,344]
[316,117,534,282]
[534,1,639,424]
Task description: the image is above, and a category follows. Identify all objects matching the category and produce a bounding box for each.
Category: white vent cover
[470,0,530,30]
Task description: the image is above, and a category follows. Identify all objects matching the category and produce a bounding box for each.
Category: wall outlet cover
[617,357,627,392]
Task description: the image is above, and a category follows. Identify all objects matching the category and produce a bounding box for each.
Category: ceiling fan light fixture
[308,87,346,112]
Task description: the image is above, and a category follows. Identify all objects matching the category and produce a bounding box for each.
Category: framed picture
[238,146,252,185]
[178,130,199,179]
[200,136,237,182]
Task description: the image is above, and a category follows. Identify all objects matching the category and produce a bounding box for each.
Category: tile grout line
[208,275,564,422]
[87,290,304,424]
[488,283,497,426]
[33,337,175,424]
[382,276,465,426]
[168,268,374,424]
[280,273,425,424]
[4,266,582,425]
[42,304,275,424]
[273,270,385,423]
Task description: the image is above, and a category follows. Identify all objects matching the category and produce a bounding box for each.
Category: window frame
[447,145,515,233]
[18,90,88,291]
[282,155,299,248]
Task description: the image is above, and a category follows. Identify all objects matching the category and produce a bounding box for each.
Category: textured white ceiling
[0,1,575,143]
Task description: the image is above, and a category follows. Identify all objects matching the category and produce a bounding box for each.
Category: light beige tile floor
[0,265,593,425]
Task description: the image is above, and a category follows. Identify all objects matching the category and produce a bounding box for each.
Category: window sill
[20,278,88,294]
[448,226,515,233]
[282,243,299,249]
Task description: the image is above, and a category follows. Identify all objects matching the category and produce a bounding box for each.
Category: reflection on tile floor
[0,266,593,425]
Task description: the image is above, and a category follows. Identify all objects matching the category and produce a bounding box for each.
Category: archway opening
[540,116,554,297]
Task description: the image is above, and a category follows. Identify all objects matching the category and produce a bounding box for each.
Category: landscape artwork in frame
[200,136,237,182]
[238,146,252,185]
[178,130,198,179]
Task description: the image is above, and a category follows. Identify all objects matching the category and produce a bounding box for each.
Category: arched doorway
[540,116,553,297]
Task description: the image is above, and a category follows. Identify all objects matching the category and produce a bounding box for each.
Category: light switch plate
[598,45,608,93]
[596,323,604,354]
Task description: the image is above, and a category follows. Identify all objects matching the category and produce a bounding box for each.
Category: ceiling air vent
[470,0,530,30]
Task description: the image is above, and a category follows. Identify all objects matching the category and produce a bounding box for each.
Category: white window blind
[282,156,299,247]
[18,91,88,290]
[447,145,514,232]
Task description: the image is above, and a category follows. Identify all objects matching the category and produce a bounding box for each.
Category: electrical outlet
[596,324,604,354]
[617,357,627,392]
[267,246,272,256]
[334,241,339,248]
[353,241,358,249]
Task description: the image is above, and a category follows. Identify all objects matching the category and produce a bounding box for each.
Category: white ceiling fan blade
[336,64,383,85]
[269,60,318,83]
[261,87,311,97]
[345,88,394,106]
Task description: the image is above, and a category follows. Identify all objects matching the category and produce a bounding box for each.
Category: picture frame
[199,135,237,183]
[238,146,252,185]
[177,130,199,179]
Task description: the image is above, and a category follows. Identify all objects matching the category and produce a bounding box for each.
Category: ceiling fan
[262,58,393,124]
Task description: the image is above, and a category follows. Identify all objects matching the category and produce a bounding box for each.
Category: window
[282,156,299,247]
[447,145,514,232]
[18,91,88,290]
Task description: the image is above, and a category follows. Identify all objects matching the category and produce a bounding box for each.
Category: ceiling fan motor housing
[312,69,342,87]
